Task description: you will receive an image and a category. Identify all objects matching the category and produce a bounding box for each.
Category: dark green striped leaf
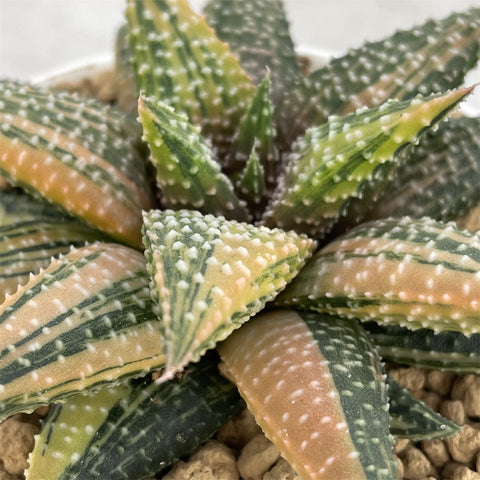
[388,377,460,441]
[138,95,249,222]
[142,209,316,381]
[0,242,164,421]
[365,116,480,222]
[0,81,155,248]
[262,87,472,238]
[126,0,255,162]
[26,351,242,480]
[365,322,480,374]
[281,7,480,142]
[218,310,397,480]
[276,216,480,335]
[204,0,302,106]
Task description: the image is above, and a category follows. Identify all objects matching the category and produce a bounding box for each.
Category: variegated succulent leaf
[0,80,155,248]
[365,322,480,374]
[218,310,397,480]
[281,7,480,142]
[141,209,316,381]
[138,95,249,222]
[387,376,460,441]
[230,74,278,209]
[26,351,242,480]
[262,87,473,239]
[0,242,165,421]
[126,0,255,164]
[276,216,480,335]
[1,190,109,303]
[365,115,480,223]
[203,0,302,105]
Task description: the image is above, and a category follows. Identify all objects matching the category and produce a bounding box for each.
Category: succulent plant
[1,0,480,479]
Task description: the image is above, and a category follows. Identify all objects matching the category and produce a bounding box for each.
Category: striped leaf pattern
[204,0,302,105]
[138,95,249,222]
[26,352,242,480]
[365,116,480,222]
[281,7,480,141]
[365,322,480,374]
[0,211,105,303]
[261,87,472,238]
[218,310,397,480]
[388,377,460,441]
[0,243,164,421]
[142,209,316,380]
[276,216,480,335]
[0,80,155,248]
[126,0,255,161]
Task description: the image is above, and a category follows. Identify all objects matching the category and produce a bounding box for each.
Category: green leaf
[26,351,242,480]
[276,216,480,335]
[282,7,480,141]
[388,377,460,441]
[262,87,473,238]
[366,115,480,222]
[235,150,266,212]
[0,80,155,248]
[0,242,165,421]
[365,322,480,374]
[218,310,397,480]
[142,209,316,380]
[126,0,255,160]
[138,95,249,222]
[204,0,302,105]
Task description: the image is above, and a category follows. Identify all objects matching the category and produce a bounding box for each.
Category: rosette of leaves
[0,0,479,479]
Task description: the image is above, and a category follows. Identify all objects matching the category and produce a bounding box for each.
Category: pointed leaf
[126,0,255,159]
[283,7,480,141]
[276,216,480,335]
[0,81,155,248]
[262,87,473,238]
[236,149,266,211]
[138,95,249,221]
[388,377,460,441]
[26,351,241,480]
[204,0,302,105]
[142,209,316,380]
[0,242,165,421]
[218,310,397,480]
[365,322,480,374]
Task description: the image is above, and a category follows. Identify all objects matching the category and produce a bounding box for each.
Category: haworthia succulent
[26,351,242,480]
[0,209,106,303]
[276,216,480,335]
[204,0,301,105]
[282,8,480,141]
[365,116,480,223]
[388,377,460,441]
[138,95,249,222]
[365,322,480,374]
[126,0,255,161]
[261,87,473,239]
[0,81,155,248]
[218,310,397,480]
[0,243,165,421]
[235,150,266,215]
[142,209,316,380]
